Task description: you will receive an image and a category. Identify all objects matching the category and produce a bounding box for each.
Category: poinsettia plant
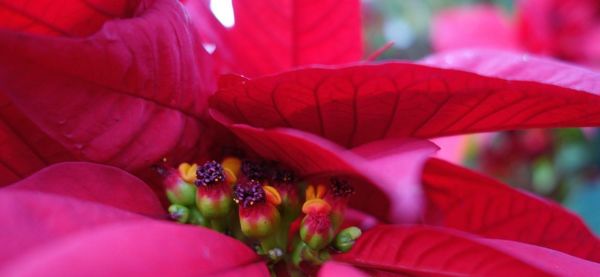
[2,0,600,276]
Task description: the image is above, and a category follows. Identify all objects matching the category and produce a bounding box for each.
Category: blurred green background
[363,0,514,60]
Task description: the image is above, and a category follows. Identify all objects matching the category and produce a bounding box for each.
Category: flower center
[158,156,362,276]
[196,160,225,186]
[233,180,266,208]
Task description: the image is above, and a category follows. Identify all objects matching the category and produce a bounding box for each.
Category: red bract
[0,0,215,185]
[2,0,600,275]
[432,0,600,67]
[185,0,363,77]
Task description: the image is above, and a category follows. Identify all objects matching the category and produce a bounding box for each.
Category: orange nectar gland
[178,162,198,183]
[154,164,196,206]
[234,180,282,239]
[221,156,242,177]
[195,161,236,219]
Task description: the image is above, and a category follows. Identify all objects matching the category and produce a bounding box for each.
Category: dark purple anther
[241,160,267,180]
[196,160,225,186]
[330,178,355,197]
[233,180,266,208]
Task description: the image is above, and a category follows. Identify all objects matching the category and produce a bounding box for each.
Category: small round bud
[168,204,190,223]
[300,213,334,251]
[334,226,362,252]
[155,164,196,206]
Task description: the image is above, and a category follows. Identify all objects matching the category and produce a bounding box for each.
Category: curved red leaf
[0,0,216,175]
[212,110,438,222]
[431,5,519,52]
[0,221,268,276]
[212,62,600,150]
[0,0,137,36]
[186,0,363,76]
[335,225,600,276]
[422,158,600,262]
[0,189,149,267]
[6,162,164,215]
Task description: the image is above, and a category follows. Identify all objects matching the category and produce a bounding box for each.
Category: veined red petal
[432,5,519,52]
[0,0,138,37]
[6,162,164,215]
[0,221,268,276]
[335,225,600,276]
[212,110,438,223]
[0,0,216,175]
[186,0,363,76]
[422,158,600,262]
[212,61,600,148]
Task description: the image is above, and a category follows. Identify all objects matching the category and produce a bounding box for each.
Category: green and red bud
[324,178,355,231]
[195,161,236,219]
[300,198,335,251]
[334,226,362,252]
[234,181,282,239]
[271,169,301,220]
[155,164,196,206]
[168,204,190,223]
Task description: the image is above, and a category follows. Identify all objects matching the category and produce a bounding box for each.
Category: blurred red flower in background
[433,0,600,68]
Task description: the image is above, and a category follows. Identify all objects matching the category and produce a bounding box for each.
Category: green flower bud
[300,213,335,251]
[195,161,235,219]
[334,226,362,252]
[155,164,196,206]
[196,187,233,219]
[188,207,208,227]
[166,181,196,206]
[168,204,190,223]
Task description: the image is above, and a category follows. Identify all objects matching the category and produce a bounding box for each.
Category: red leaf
[335,225,600,276]
[6,162,164,215]
[0,0,138,36]
[432,5,519,52]
[0,0,216,176]
[212,61,600,149]
[0,221,268,276]
[422,158,600,262]
[212,110,437,222]
[0,189,149,267]
[186,0,363,76]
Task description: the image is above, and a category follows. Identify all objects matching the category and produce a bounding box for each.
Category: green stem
[209,218,227,233]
